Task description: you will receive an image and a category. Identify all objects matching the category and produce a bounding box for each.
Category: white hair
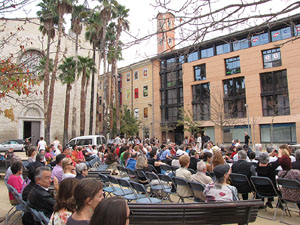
[197,161,207,172]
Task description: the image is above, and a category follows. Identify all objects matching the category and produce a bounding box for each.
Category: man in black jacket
[231,150,256,200]
[28,166,55,219]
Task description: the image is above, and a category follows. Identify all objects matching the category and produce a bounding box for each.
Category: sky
[4,0,300,68]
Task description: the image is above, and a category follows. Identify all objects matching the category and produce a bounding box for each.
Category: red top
[7,174,23,200]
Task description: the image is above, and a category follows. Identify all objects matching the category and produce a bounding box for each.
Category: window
[166,89,177,105]
[134,88,139,98]
[216,43,230,55]
[260,69,290,116]
[143,68,148,77]
[262,48,282,68]
[225,56,241,75]
[194,64,206,81]
[187,51,199,62]
[168,38,172,45]
[223,125,251,143]
[134,108,139,118]
[233,38,249,51]
[126,90,130,100]
[294,24,300,36]
[251,33,269,46]
[134,71,139,80]
[143,86,148,97]
[166,71,177,88]
[166,58,177,70]
[192,83,210,121]
[167,19,172,28]
[126,72,130,82]
[260,123,296,143]
[144,107,148,118]
[166,107,178,122]
[271,27,291,41]
[223,77,246,118]
[161,91,165,105]
[158,38,163,45]
[201,47,214,58]
[99,96,102,105]
[99,113,101,122]
[99,81,102,89]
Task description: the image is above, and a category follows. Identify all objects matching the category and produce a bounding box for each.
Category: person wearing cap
[204,164,239,202]
[172,150,185,167]
[52,154,66,184]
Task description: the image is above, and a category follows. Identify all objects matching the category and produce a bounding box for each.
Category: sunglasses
[67,162,73,166]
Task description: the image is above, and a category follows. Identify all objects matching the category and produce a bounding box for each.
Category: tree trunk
[89,45,96,135]
[95,50,103,134]
[72,33,79,138]
[110,63,115,133]
[63,83,71,145]
[102,54,108,136]
[80,69,87,136]
[43,24,51,142]
[46,9,64,143]
[115,64,120,135]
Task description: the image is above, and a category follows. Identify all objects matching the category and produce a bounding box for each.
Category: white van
[66,135,106,149]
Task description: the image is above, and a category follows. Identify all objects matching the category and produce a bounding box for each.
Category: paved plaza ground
[0,152,298,225]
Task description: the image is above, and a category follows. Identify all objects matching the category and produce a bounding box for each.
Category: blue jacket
[126,158,137,171]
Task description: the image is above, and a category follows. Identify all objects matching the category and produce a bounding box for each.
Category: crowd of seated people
[2,135,300,224]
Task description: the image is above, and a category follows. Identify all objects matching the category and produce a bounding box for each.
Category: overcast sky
[5,0,300,68]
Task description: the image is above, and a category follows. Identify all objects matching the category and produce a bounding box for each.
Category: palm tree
[85,11,102,135]
[36,0,58,143]
[43,0,73,143]
[71,3,88,137]
[111,1,129,135]
[95,0,113,135]
[58,57,76,145]
[77,56,96,136]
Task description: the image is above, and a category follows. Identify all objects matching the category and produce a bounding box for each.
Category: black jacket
[232,160,256,179]
[28,184,56,218]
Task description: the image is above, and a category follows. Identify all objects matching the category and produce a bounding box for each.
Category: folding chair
[98,173,114,196]
[160,164,172,175]
[29,207,49,225]
[251,176,283,220]
[118,178,144,201]
[129,181,162,203]
[171,165,179,173]
[172,176,193,203]
[108,175,131,196]
[5,184,28,225]
[147,164,158,174]
[125,168,138,181]
[187,181,205,202]
[187,168,196,174]
[158,173,176,196]
[117,165,130,179]
[230,173,254,200]
[145,172,172,201]
[277,178,300,223]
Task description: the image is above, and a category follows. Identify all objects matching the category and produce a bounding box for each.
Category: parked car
[0,139,25,152]
[66,135,106,150]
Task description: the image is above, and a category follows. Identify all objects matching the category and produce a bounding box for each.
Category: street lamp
[245,104,250,143]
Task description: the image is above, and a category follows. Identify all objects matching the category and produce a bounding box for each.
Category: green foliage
[37,56,54,80]
[177,107,203,136]
[58,57,76,84]
[120,105,141,137]
[77,56,96,77]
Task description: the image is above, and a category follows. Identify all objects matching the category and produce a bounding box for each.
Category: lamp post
[245,104,250,143]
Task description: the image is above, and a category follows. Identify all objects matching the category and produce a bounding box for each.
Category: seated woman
[90,196,130,225]
[175,155,193,198]
[27,148,37,163]
[49,178,79,225]
[204,164,239,202]
[278,155,300,215]
[66,179,103,225]
[256,148,282,208]
[7,161,24,205]
[105,147,118,175]
[75,163,88,179]
[62,158,76,180]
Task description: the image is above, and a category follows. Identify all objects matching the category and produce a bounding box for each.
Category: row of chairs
[5,184,49,225]
[98,173,162,203]
[230,173,300,222]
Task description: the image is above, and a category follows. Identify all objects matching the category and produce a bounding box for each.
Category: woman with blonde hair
[62,158,76,180]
